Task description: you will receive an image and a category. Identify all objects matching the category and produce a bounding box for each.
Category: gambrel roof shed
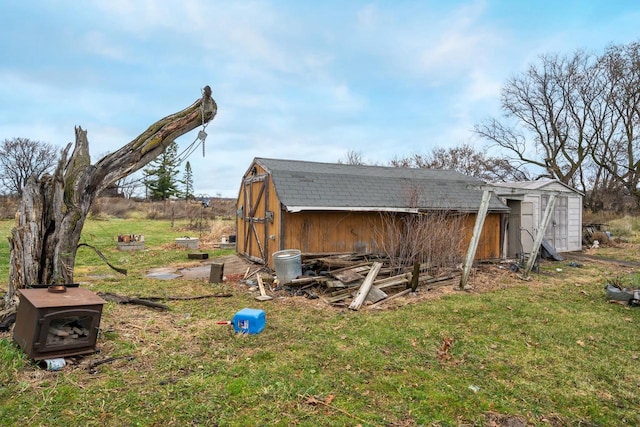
[254,158,509,213]
[237,158,509,266]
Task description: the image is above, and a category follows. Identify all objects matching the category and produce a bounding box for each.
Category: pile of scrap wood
[270,253,460,310]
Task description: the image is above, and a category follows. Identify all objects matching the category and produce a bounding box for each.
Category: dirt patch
[212,254,261,275]
[146,254,261,281]
[87,244,635,314]
[145,255,565,310]
[563,250,640,268]
[484,411,530,427]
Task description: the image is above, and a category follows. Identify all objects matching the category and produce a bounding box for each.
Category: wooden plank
[410,261,420,291]
[373,273,411,289]
[365,286,388,303]
[331,269,363,283]
[317,258,364,268]
[349,262,383,311]
[326,262,371,274]
[301,252,356,260]
[325,286,358,298]
[368,288,413,309]
[376,267,397,276]
[460,189,493,289]
[288,276,328,286]
[523,193,557,278]
[325,280,349,289]
[323,289,355,303]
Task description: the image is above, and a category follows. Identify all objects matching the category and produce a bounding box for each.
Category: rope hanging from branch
[175,86,212,165]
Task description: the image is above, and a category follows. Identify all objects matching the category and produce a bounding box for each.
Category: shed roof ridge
[248,157,508,212]
[254,157,475,180]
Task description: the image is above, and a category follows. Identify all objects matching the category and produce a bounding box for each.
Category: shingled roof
[253,158,509,213]
[492,179,584,195]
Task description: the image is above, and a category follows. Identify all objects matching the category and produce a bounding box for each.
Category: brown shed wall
[462,213,502,260]
[281,211,385,256]
[237,161,504,267]
[276,211,502,267]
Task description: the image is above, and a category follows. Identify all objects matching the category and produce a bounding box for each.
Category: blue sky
[1,1,639,198]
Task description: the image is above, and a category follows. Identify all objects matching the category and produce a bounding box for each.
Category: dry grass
[4,254,637,426]
[3,215,640,425]
[0,196,19,220]
[85,197,236,221]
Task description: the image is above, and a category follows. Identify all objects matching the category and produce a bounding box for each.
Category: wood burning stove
[13,287,106,360]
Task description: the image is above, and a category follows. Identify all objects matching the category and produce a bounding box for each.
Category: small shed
[237,158,510,267]
[492,179,583,257]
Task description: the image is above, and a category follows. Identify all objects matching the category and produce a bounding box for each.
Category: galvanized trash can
[272,249,302,285]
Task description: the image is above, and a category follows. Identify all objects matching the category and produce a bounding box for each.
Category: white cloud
[329,83,366,113]
[3,0,640,197]
[465,70,502,103]
[356,4,379,28]
[81,31,128,61]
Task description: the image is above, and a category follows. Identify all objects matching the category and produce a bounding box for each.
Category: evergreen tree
[143,141,181,200]
[182,161,194,200]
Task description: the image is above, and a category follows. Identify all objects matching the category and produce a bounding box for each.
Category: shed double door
[542,195,568,252]
[239,173,270,264]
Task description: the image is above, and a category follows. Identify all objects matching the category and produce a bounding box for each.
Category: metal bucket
[272,249,302,285]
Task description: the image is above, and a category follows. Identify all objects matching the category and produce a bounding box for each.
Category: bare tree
[116,173,146,199]
[3,86,217,313]
[0,137,58,196]
[590,42,640,208]
[474,42,640,210]
[338,149,366,165]
[474,51,596,191]
[389,143,530,182]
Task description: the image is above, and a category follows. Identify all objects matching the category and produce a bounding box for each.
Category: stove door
[35,308,102,353]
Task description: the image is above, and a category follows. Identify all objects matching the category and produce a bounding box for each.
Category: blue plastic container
[232,308,266,334]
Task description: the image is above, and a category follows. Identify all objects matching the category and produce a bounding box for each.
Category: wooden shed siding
[462,213,502,260]
[237,163,281,263]
[281,211,384,256]
[274,211,502,267]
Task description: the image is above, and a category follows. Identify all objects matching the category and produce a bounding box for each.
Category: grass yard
[1,217,640,426]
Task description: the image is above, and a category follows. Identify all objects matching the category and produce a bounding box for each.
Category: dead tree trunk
[3,86,217,312]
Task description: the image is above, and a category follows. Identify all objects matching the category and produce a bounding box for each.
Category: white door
[521,202,534,255]
[542,195,568,252]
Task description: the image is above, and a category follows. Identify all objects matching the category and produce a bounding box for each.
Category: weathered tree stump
[2,86,217,315]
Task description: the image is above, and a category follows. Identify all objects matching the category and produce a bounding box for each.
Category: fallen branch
[88,355,135,373]
[0,311,17,332]
[78,243,127,275]
[97,292,170,310]
[300,394,369,425]
[140,293,233,301]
